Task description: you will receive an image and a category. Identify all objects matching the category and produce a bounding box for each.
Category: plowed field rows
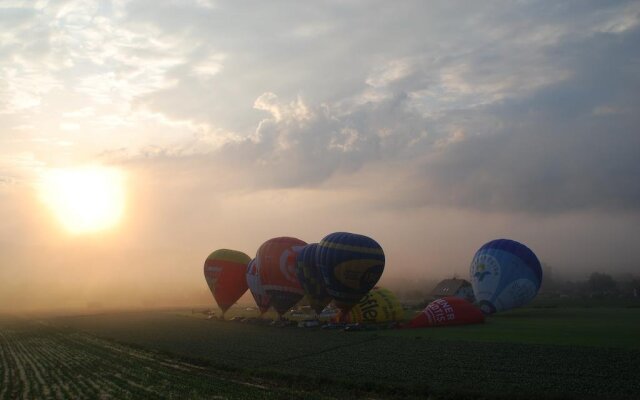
[0,317,328,400]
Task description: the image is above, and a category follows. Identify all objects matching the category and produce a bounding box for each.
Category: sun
[39,166,126,234]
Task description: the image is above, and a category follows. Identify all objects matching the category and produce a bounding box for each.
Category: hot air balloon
[296,243,332,315]
[256,237,307,317]
[408,296,484,328]
[316,232,385,314]
[469,239,542,314]
[203,249,251,318]
[246,258,271,315]
[340,287,403,324]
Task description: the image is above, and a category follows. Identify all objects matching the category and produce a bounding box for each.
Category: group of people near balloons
[204,232,543,329]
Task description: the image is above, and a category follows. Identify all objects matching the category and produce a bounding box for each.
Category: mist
[1,162,638,313]
[1,1,640,313]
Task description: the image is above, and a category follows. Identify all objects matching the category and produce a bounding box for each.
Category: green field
[1,306,639,399]
[383,307,640,349]
[0,317,332,399]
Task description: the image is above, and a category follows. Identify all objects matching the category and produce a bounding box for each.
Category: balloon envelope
[296,243,332,315]
[341,287,403,323]
[246,258,271,314]
[257,236,307,316]
[203,249,251,314]
[408,296,484,328]
[469,239,542,314]
[316,232,385,313]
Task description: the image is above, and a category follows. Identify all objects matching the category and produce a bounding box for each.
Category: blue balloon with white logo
[316,232,385,313]
[469,239,542,314]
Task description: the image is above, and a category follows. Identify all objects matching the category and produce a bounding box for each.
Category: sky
[1,0,639,312]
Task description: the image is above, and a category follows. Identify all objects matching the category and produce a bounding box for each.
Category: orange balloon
[203,249,251,316]
[256,237,307,316]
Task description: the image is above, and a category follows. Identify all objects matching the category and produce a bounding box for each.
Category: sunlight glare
[39,166,126,234]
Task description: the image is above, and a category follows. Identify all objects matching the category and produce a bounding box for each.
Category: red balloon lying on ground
[408,296,484,328]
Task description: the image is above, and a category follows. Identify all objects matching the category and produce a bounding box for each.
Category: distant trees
[617,275,640,298]
[539,263,555,293]
[587,272,617,296]
[543,271,639,300]
[389,269,640,304]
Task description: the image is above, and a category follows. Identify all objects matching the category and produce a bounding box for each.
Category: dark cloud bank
[198,18,640,215]
[111,1,640,216]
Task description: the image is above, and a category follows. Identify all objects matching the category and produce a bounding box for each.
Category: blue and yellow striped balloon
[296,243,332,315]
[316,232,385,312]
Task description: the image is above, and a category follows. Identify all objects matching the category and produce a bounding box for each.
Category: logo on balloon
[204,265,222,274]
[360,266,383,287]
[471,254,499,283]
[334,259,383,290]
[474,265,490,282]
[425,298,457,324]
[279,246,305,284]
[357,293,379,322]
[204,265,223,285]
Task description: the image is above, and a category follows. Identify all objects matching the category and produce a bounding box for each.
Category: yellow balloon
[344,287,403,323]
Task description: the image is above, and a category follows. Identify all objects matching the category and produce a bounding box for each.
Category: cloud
[2,0,639,216]
[3,1,640,310]
[128,2,640,215]
[412,24,640,213]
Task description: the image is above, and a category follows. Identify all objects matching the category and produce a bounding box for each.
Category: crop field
[47,307,640,400]
[381,307,640,348]
[0,316,337,400]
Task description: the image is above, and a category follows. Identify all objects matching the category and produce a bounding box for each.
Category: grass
[385,307,640,349]
[47,307,640,400]
[0,316,338,400]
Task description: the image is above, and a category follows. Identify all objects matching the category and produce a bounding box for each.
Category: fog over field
[1,1,639,312]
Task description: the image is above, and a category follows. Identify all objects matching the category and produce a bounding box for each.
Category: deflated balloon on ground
[408,296,485,328]
[339,287,404,324]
